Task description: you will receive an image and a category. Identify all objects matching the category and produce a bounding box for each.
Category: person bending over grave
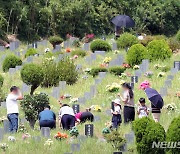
[118,83,135,123]
[38,105,56,129]
[59,104,75,130]
[137,98,149,118]
[6,86,23,133]
[111,99,122,129]
[140,81,164,122]
[75,108,94,124]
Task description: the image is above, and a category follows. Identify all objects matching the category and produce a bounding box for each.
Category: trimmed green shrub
[140,35,154,46]
[20,93,49,129]
[147,40,172,61]
[25,48,38,58]
[49,36,63,48]
[168,37,180,51]
[41,58,60,87]
[0,74,4,87]
[57,57,78,85]
[21,63,44,95]
[109,66,126,76]
[2,55,22,72]
[166,116,180,154]
[89,67,108,77]
[117,33,138,48]
[127,44,148,66]
[133,117,166,154]
[176,30,180,41]
[71,49,87,57]
[90,39,111,52]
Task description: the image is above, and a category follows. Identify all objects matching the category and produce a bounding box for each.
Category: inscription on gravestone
[85,124,93,137]
[41,127,50,138]
[72,104,80,114]
[71,144,80,152]
[174,61,180,71]
[131,76,138,83]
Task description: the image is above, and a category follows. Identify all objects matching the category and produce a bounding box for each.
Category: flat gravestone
[99,72,106,78]
[77,135,87,142]
[135,70,142,77]
[72,104,80,114]
[32,136,41,142]
[41,127,50,138]
[1,102,6,108]
[59,81,66,90]
[84,92,91,100]
[112,42,117,50]
[94,116,101,122]
[78,97,86,105]
[9,68,16,75]
[160,87,167,97]
[95,78,101,85]
[0,128,4,141]
[90,85,97,97]
[83,43,90,51]
[106,109,112,116]
[174,61,180,71]
[165,80,172,87]
[85,124,93,137]
[167,75,174,80]
[3,120,10,133]
[95,51,105,56]
[71,144,80,152]
[125,132,135,144]
[131,76,138,83]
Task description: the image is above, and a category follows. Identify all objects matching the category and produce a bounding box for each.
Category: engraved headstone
[131,76,138,83]
[112,42,117,50]
[71,144,80,152]
[72,104,80,114]
[78,97,86,104]
[174,61,180,71]
[85,124,93,137]
[41,127,50,138]
[160,87,167,97]
[3,120,10,133]
[0,128,4,141]
[59,81,66,90]
[95,51,105,56]
[83,43,90,51]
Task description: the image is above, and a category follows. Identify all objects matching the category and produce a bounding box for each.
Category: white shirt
[123,90,134,107]
[138,106,148,118]
[59,106,75,118]
[114,106,121,114]
[6,93,19,114]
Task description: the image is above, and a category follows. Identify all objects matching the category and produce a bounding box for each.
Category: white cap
[113,99,121,105]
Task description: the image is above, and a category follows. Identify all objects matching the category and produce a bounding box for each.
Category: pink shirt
[75,112,82,121]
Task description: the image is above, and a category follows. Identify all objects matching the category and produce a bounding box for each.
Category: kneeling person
[39,105,56,129]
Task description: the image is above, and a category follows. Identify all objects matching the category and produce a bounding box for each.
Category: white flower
[44,139,53,146]
[157,72,165,78]
[45,48,50,53]
[84,68,91,73]
[133,65,140,70]
[8,136,16,142]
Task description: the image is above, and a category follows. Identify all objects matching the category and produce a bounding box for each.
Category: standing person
[115,26,121,39]
[6,86,23,133]
[137,98,149,118]
[111,99,122,129]
[140,81,164,122]
[119,83,135,123]
[59,104,75,130]
[39,105,56,129]
[75,108,94,124]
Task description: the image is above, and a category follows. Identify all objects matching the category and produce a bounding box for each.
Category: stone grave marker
[72,104,80,114]
[98,72,106,78]
[160,87,167,97]
[174,61,180,71]
[90,85,97,97]
[165,80,172,87]
[77,135,87,142]
[9,68,16,75]
[125,131,135,144]
[41,127,50,138]
[15,65,22,71]
[64,41,70,49]
[78,97,86,104]
[3,120,10,133]
[27,56,33,63]
[95,51,105,56]
[83,43,90,51]
[167,75,174,80]
[0,128,4,141]
[131,76,138,83]
[112,42,117,50]
[135,70,142,77]
[170,67,178,74]
[52,87,60,99]
[1,102,6,108]
[32,136,41,142]
[91,53,96,60]
[10,41,20,51]
[32,42,37,48]
[85,56,92,64]
[84,92,91,100]
[95,78,101,85]
[22,83,30,93]
[20,118,28,124]
[105,109,112,116]
[71,144,80,152]
[85,124,93,137]
[55,45,61,51]
[59,81,66,90]
[0,46,5,51]
[94,116,101,122]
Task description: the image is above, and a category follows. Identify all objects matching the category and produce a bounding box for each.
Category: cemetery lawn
[0,42,180,154]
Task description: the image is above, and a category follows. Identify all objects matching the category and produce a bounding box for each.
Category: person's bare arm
[17,91,23,100]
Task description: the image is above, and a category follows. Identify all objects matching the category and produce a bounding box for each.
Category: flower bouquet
[102,127,111,135]
[157,72,165,78]
[69,127,79,137]
[106,83,121,93]
[44,139,53,146]
[100,63,108,68]
[164,103,177,112]
[18,124,27,133]
[66,48,71,53]
[54,132,68,141]
[0,143,8,152]
[144,71,153,78]
[22,133,31,140]
[90,105,102,112]
[69,98,78,104]
[122,63,131,69]
[133,65,139,70]
[103,57,112,64]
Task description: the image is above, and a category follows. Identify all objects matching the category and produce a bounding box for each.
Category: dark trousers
[7,113,18,133]
[112,114,122,129]
[61,114,75,130]
[40,120,56,129]
[80,112,94,123]
[124,106,135,123]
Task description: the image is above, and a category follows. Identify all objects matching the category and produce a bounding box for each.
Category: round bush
[90,39,111,52]
[127,44,148,66]
[49,36,63,48]
[21,63,44,95]
[168,37,180,51]
[117,32,138,48]
[2,55,22,72]
[41,58,60,87]
[166,116,180,154]
[133,117,166,154]
[57,58,78,85]
[25,48,38,58]
[0,74,4,87]
[89,67,108,77]
[71,49,87,57]
[176,30,180,41]
[147,40,172,61]
[109,66,126,76]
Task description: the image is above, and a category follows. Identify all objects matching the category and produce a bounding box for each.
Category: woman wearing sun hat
[140,80,164,122]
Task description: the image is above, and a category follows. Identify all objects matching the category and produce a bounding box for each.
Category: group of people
[111,81,164,129]
[6,80,163,133]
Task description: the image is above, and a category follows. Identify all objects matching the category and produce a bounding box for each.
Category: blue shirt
[39,110,56,122]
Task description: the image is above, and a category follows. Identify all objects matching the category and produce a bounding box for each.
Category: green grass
[0,42,180,154]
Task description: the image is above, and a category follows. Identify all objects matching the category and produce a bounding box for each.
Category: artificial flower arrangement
[54,132,68,141]
[144,71,153,78]
[0,143,8,152]
[164,103,177,112]
[69,127,79,137]
[133,65,140,70]
[44,48,50,53]
[157,72,165,78]
[122,63,131,69]
[106,83,121,93]
[90,105,102,112]
[69,98,78,104]
[66,48,71,53]
[102,121,112,135]
[22,133,31,140]
[119,73,127,79]
[44,139,54,146]
[100,63,108,68]
[8,136,16,142]
[18,124,27,133]
[103,57,112,64]
[84,68,91,73]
